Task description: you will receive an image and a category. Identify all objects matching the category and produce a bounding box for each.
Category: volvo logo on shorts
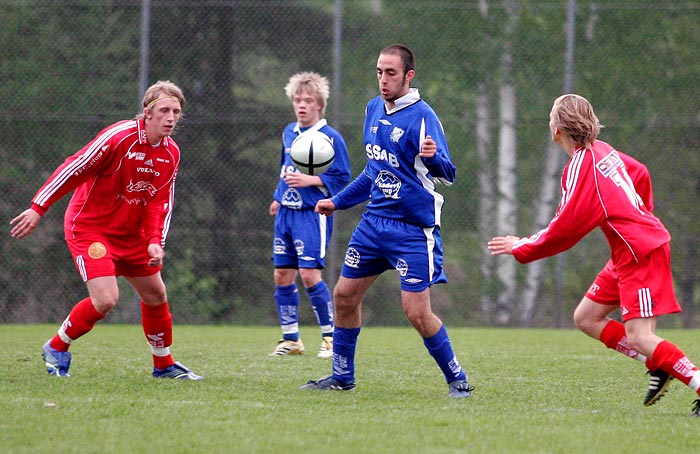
[282,188,303,209]
[375,170,401,199]
[344,247,360,268]
[395,258,408,276]
[294,239,305,256]
[273,238,286,254]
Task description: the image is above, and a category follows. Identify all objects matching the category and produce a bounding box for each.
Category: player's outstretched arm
[487,235,520,256]
[315,199,336,216]
[10,208,42,239]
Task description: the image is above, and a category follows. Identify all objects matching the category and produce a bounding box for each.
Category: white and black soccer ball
[290,131,335,175]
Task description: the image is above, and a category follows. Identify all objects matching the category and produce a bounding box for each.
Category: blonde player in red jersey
[10,80,202,380]
[488,93,700,416]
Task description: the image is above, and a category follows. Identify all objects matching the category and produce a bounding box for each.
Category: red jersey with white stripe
[513,140,670,267]
[31,119,180,247]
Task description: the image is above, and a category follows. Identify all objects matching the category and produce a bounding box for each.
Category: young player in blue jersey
[301,45,473,397]
[269,72,352,357]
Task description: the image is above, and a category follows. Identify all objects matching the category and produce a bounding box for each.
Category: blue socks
[332,326,361,383]
[307,281,334,337]
[275,284,300,341]
[423,325,467,383]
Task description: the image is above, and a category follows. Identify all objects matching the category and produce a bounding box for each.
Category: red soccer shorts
[585,259,620,306]
[66,233,162,282]
[616,243,681,321]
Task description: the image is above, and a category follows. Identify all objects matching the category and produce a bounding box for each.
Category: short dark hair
[380,44,415,75]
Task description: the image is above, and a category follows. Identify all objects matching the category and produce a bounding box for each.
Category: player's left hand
[147,243,165,267]
[487,235,520,256]
[420,135,437,158]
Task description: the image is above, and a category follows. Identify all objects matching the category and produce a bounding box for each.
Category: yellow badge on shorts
[88,242,107,259]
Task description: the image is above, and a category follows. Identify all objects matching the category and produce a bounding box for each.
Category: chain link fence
[2,1,700,327]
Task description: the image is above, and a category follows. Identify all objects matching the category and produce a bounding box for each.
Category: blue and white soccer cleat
[300,374,355,391]
[42,340,71,377]
[152,361,203,380]
[447,379,474,398]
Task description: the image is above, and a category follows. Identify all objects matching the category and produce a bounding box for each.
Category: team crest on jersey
[344,247,360,268]
[389,127,405,143]
[282,188,303,209]
[395,258,408,277]
[375,170,402,199]
[273,238,286,254]
[596,151,623,177]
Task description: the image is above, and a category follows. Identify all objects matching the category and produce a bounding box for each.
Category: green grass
[2,325,700,453]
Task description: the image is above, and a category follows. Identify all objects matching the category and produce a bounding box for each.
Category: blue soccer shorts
[273,206,332,269]
[340,212,447,292]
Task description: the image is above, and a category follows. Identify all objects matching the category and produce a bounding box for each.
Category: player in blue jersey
[269,72,352,357]
[301,45,473,397]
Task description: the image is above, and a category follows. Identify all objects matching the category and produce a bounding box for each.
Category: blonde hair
[136,80,185,120]
[285,72,329,117]
[550,94,602,147]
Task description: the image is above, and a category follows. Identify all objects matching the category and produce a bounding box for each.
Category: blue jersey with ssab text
[332,89,455,227]
[273,119,351,210]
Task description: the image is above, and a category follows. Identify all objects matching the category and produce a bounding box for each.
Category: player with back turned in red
[488,94,700,416]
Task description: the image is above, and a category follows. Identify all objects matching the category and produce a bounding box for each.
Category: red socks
[647,340,700,391]
[599,320,644,361]
[51,297,104,351]
[141,301,174,369]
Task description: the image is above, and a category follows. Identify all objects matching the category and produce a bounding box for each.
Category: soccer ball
[290,131,335,175]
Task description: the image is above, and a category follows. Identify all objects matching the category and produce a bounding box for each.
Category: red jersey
[31,119,180,247]
[513,140,670,267]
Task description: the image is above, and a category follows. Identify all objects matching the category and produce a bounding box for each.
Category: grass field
[2,325,700,453]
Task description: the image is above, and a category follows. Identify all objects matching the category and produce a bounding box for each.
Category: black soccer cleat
[644,369,673,407]
[691,399,700,417]
[300,374,355,391]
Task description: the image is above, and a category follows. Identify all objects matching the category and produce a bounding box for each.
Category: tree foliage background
[2,0,699,328]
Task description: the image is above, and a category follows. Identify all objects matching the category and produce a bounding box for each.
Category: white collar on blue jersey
[385,88,421,114]
[293,118,327,134]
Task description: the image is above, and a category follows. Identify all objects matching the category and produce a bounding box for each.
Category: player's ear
[405,69,415,84]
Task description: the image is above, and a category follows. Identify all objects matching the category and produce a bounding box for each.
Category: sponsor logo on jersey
[127,151,146,161]
[366,143,399,167]
[73,150,104,176]
[273,238,286,254]
[370,126,378,134]
[395,258,408,276]
[344,248,360,268]
[294,239,305,256]
[137,167,161,176]
[156,157,170,163]
[375,170,402,199]
[389,127,405,143]
[126,180,157,196]
[144,159,154,166]
[596,150,623,177]
[379,119,391,125]
[282,188,303,209]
